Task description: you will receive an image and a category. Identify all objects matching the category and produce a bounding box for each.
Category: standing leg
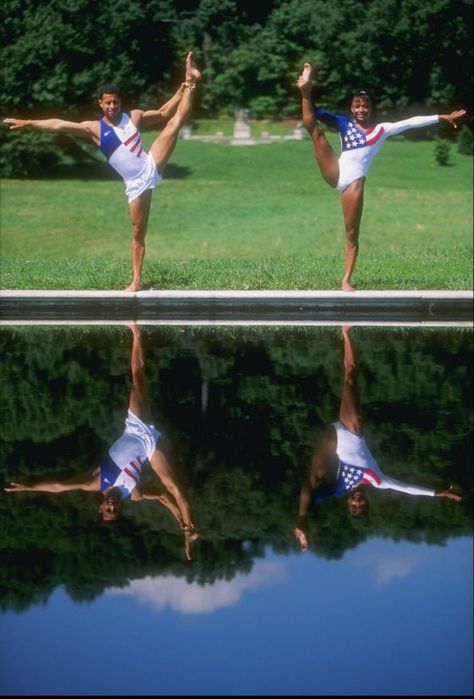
[340,327,369,517]
[341,179,364,292]
[297,63,339,188]
[124,55,201,292]
[128,323,152,423]
[339,325,362,434]
[126,189,152,292]
[149,52,201,174]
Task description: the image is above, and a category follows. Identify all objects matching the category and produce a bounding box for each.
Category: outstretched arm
[383,109,466,138]
[3,117,99,143]
[4,470,99,494]
[379,474,461,501]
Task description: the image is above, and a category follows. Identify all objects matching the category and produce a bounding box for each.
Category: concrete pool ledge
[0,289,472,325]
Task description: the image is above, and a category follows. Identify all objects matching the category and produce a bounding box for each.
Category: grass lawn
[0,126,472,290]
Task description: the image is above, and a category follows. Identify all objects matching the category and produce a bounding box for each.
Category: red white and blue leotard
[100,410,161,498]
[327,420,436,498]
[314,106,439,192]
[99,113,161,203]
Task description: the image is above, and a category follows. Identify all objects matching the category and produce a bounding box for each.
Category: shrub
[249,96,279,120]
[434,137,451,166]
[457,125,473,155]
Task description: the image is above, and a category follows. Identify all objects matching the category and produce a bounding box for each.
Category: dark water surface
[1,325,472,696]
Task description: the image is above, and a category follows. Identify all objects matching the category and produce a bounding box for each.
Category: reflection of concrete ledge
[1,290,472,325]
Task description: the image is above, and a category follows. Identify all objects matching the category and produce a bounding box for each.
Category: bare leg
[341,179,364,291]
[128,324,152,422]
[339,326,362,434]
[155,83,187,122]
[297,63,339,188]
[149,52,201,173]
[124,55,201,292]
[125,189,152,292]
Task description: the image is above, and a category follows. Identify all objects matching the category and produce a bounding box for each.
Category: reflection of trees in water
[0,327,472,610]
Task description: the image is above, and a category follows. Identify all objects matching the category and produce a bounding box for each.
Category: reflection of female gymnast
[294,326,462,552]
[296,63,466,291]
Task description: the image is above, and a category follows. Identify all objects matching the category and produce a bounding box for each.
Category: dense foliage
[0,326,472,611]
[1,0,472,174]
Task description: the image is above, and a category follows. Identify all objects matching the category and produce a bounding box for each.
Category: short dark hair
[98,84,122,99]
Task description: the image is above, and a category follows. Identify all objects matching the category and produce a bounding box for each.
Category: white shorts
[125,153,162,203]
[124,410,161,459]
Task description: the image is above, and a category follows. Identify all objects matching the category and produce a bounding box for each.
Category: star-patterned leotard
[314,106,439,191]
[314,421,436,502]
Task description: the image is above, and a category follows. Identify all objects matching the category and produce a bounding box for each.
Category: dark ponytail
[352,90,372,102]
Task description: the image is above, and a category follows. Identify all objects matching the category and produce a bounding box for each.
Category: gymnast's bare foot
[185,51,202,85]
[125,279,142,292]
[342,280,356,292]
[184,522,200,561]
[296,62,313,97]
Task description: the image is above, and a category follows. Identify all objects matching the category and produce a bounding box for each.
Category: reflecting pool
[1,325,472,696]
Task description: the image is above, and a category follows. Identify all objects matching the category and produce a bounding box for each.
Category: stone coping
[1,289,472,324]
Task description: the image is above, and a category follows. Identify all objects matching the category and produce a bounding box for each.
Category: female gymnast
[296,63,466,291]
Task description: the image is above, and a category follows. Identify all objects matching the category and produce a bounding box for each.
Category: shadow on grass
[21,161,193,181]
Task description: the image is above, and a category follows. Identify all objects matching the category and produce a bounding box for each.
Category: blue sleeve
[313,483,338,504]
[314,106,349,134]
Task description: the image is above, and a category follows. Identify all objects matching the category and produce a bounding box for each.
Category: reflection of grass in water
[1,324,470,355]
[1,137,472,289]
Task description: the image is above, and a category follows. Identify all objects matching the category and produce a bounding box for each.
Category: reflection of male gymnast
[294,326,461,552]
[5,324,200,561]
[296,63,466,291]
[4,53,201,292]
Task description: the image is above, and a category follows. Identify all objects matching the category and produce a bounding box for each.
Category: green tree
[2,0,471,173]
[1,0,179,175]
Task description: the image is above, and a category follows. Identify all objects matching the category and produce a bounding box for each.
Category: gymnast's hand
[4,118,29,129]
[439,109,466,129]
[435,485,462,502]
[4,481,32,492]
